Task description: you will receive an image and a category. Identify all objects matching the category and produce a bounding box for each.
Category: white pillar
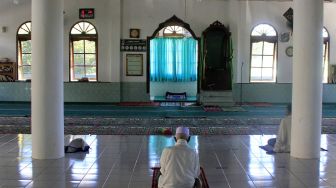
[31,0,64,159]
[291,0,323,159]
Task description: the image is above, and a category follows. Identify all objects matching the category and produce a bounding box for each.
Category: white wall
[120,0,231,83]
[0,0,121,82]
[63,0,121,82]
[0,0,31,62]
[235,1,294,83]
[235,1,336,83]
[1,0,336,85]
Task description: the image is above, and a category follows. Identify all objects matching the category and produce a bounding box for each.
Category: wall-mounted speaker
[1,26,7,33]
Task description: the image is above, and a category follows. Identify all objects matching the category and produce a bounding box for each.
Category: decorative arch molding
[149,15,197,39]
[202,20,231,37]
[69,21,98,41]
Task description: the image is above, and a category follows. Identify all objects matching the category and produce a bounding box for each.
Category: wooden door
[201,21,232,91]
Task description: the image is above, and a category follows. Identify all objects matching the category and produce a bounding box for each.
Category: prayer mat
[248,102,273,107]
[151,167,209,188]
[260,145,328,154]
[160,102,181,107]
[221,106,246,112]
[203,105,222,112]
[259,145,275,154]
[118,102,160,106]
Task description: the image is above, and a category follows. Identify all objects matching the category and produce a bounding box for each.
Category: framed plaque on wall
[126,54,143,76]
[120,39,146,52]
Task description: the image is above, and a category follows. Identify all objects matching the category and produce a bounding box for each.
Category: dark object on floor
[65,138,90,153]
[321,148,328,151]
[260,143,328,154]
[159,127,172,135]
[260,138,276,154]
[203,105,222,112]
[151,166,209,188]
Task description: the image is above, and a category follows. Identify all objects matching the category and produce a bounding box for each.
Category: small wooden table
[0,62,16,81]
[153,96,197,106]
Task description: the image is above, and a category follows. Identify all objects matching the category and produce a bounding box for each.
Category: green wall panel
[121,82,150,102]
[64,82,121,102]
[1,82,336,103]
[0,82,31,101]
[233,83,292,103]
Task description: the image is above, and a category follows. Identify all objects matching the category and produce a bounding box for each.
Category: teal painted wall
[64,82,121,102]
[233,83,292,103]
[0,82,121,102]
[121,82,150,102]
[0,82,31,101]
[1,82,336,103]
[233,83,336,103]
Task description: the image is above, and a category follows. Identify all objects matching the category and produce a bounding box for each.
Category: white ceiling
[0,0,333,8]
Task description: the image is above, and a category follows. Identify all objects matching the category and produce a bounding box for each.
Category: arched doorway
[201,21,233,90]
[147,15,199,102]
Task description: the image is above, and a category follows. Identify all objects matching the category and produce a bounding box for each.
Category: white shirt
[274,115,292,153]
[158,139,200,188]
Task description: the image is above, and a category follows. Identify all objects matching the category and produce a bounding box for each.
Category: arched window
[323,27,329,83]
[17,21,32,80]
[250,24,278,82]
[162,26,191,37]
[69,21,98,81]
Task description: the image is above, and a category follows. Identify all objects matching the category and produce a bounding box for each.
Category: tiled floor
[0,134,335,188]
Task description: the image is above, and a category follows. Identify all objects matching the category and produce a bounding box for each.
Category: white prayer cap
[176,127,189,137]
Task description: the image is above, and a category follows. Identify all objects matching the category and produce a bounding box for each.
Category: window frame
[162,26,186,38]
[16,21,32,81]
[69,21,98,82]
[249,23,278,83]
[323,27,330,84]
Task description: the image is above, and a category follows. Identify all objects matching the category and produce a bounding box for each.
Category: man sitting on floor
[268,104,292,153]
[158,127,200,188]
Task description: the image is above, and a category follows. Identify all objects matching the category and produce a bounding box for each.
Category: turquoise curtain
[150,38,197,82]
